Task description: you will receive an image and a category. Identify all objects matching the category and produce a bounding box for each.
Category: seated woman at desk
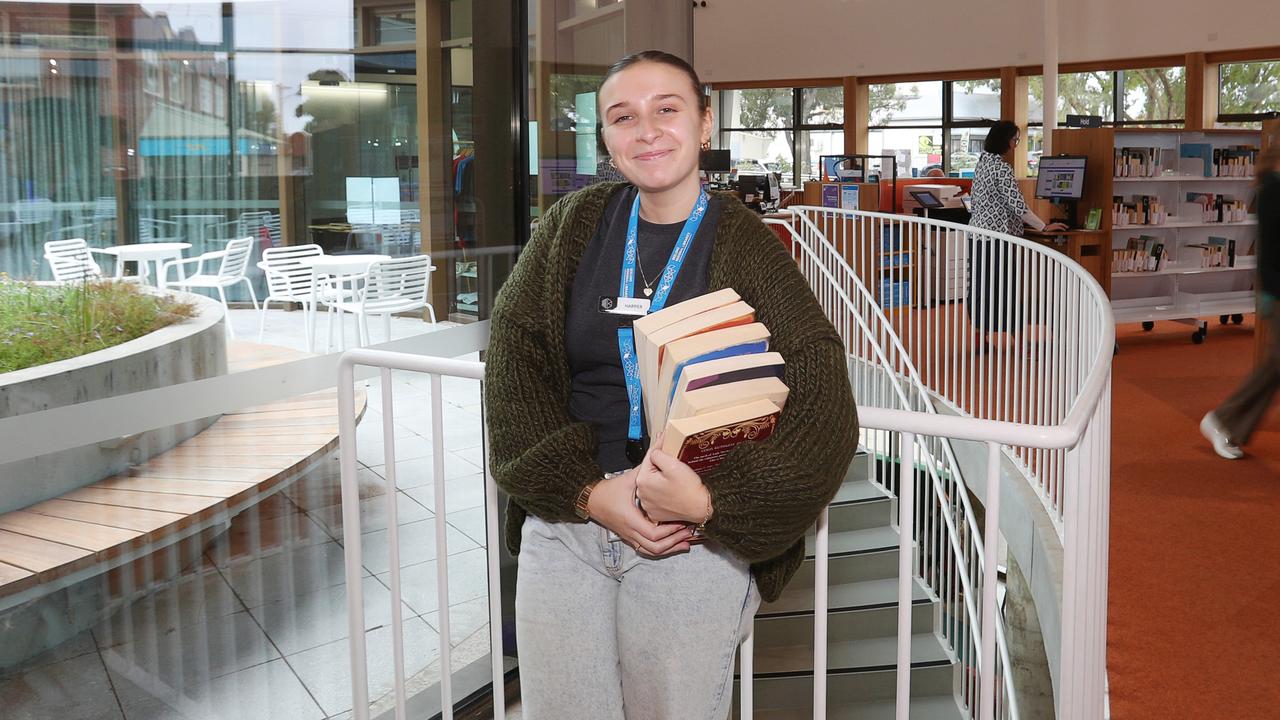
[967,120,1066,345]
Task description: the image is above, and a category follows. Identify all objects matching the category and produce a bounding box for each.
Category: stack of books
[1184,193,1248,223]
[1187,237,1237,268]
[1179,143,1260,177]
[1114,236,1164,273]
[1114,147,1164,178]
[1112,194,1168,226]
[1213,146,1260,177]
[632,288,789,473]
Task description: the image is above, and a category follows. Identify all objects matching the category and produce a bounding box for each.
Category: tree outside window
[1027,69,1184,126]
[1122,67,1185,123]
[1219,60,1280,125]
[719,87,842,187]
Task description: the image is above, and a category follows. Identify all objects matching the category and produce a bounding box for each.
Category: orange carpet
[1108,317,1280,719]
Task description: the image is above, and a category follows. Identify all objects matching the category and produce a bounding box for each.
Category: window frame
[868,79,999,176]
[717,85,842,188]
[1027,67,1187,131]
[1216,59,1280,126]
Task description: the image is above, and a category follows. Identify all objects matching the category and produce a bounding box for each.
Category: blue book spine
[667,341,769,408]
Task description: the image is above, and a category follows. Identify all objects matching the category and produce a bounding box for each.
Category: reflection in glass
[868,128,944,178]
[0,0,515,715]
[869,81,943,127]
[721,88,794,129]
[951,79,1001,122]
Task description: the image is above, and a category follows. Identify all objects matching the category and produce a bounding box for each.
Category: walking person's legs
[1203,312,1280,457]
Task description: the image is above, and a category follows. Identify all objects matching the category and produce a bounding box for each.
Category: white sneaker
[1200,412,1244,459]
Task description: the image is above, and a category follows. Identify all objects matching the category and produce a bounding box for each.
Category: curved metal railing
[767,206,1113,720]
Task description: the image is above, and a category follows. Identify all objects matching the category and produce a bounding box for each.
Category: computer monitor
[736,174,777,208]
[700,149,731,172]
[908,189,945,209]
[1035,155,1087,200]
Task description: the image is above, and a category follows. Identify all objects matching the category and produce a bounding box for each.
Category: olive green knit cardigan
[484,181,859,602]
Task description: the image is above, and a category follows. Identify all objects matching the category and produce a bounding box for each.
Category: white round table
[297,254,391,352]
[97,242,191,286]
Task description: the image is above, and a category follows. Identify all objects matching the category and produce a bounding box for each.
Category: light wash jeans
[515,513,760,720]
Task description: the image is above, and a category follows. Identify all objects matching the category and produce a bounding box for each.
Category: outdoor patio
[0,308,505,720]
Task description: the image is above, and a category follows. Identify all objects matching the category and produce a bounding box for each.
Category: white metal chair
[160,237,259,338]
[256,244,324,344]
[43,238,114,283]
[326,255,437,348]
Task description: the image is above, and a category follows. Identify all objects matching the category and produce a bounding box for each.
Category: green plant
[0,277,196,374]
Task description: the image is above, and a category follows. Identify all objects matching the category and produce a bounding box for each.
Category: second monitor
[1035,155,1087,200]
[1035,155,1087,228]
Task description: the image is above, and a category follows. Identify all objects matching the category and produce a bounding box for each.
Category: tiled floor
[0,308,501,719]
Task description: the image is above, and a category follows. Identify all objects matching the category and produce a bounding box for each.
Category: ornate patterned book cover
[676,410,779,474]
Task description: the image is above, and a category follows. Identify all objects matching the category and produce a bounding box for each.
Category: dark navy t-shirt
[565,186,721,472]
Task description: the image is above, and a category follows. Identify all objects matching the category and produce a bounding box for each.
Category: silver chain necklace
[634,249,657,297]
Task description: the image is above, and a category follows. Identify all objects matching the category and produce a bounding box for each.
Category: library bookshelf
[1056,127,1261,344]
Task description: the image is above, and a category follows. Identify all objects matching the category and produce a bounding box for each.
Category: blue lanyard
[618,189,709,462]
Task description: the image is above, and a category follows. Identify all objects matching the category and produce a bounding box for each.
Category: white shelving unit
[1110,129,1261,343]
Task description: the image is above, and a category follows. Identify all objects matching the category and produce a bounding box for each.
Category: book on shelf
[660,398,782,475]
[1186,238,1235,268]
[1112,194,1167,226]
[1207,236,1238,267]
[1179,143,1213,177]
[1179,142,1260,178]
[1115,235,1164,273]
[1183,193,1248,223]
[1114,146,1164,178]
[1214,146,1259,177]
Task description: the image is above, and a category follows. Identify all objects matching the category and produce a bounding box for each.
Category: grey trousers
[515,514,759,720]
[1216,310,1280,445]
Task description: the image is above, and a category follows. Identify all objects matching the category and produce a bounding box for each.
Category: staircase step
[831,475,889,507]
[736,653,960,717]
[746,694,965,720]
[761,575,932,618]
[805,524,899,559]
[824,497,893,533]
[750,605,943,676]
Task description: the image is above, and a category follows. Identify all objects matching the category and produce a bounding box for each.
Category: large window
[1025,66,1185,172]
[1218,60,1280,125]
[0,0,527,718]
[718,86,843,187]
[868,79,999,177]
[1028,67,1184,127]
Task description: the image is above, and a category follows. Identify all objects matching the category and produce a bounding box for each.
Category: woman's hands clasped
[586,467,694,558]
[634,436,712,526]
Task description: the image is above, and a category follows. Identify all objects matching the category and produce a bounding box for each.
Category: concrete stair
[737,450,965,718]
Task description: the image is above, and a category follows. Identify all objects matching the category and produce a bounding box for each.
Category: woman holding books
[485,50,859,719]
[1201,143,1280,459]
[967,120,1067,344]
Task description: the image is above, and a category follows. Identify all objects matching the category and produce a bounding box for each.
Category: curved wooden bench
[0,342,365,607]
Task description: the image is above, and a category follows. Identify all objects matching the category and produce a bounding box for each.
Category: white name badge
[599,295,651,316]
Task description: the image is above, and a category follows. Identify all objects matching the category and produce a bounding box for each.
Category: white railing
[335,208,1111,720]
[772,206,1112,719]
[337,350,501,720]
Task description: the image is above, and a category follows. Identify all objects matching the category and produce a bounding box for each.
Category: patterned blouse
[969,151,1031,237]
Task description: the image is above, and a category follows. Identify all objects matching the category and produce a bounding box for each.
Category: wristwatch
[573,480,599,520]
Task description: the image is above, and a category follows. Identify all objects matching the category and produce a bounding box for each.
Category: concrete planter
[0,290,227,514]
